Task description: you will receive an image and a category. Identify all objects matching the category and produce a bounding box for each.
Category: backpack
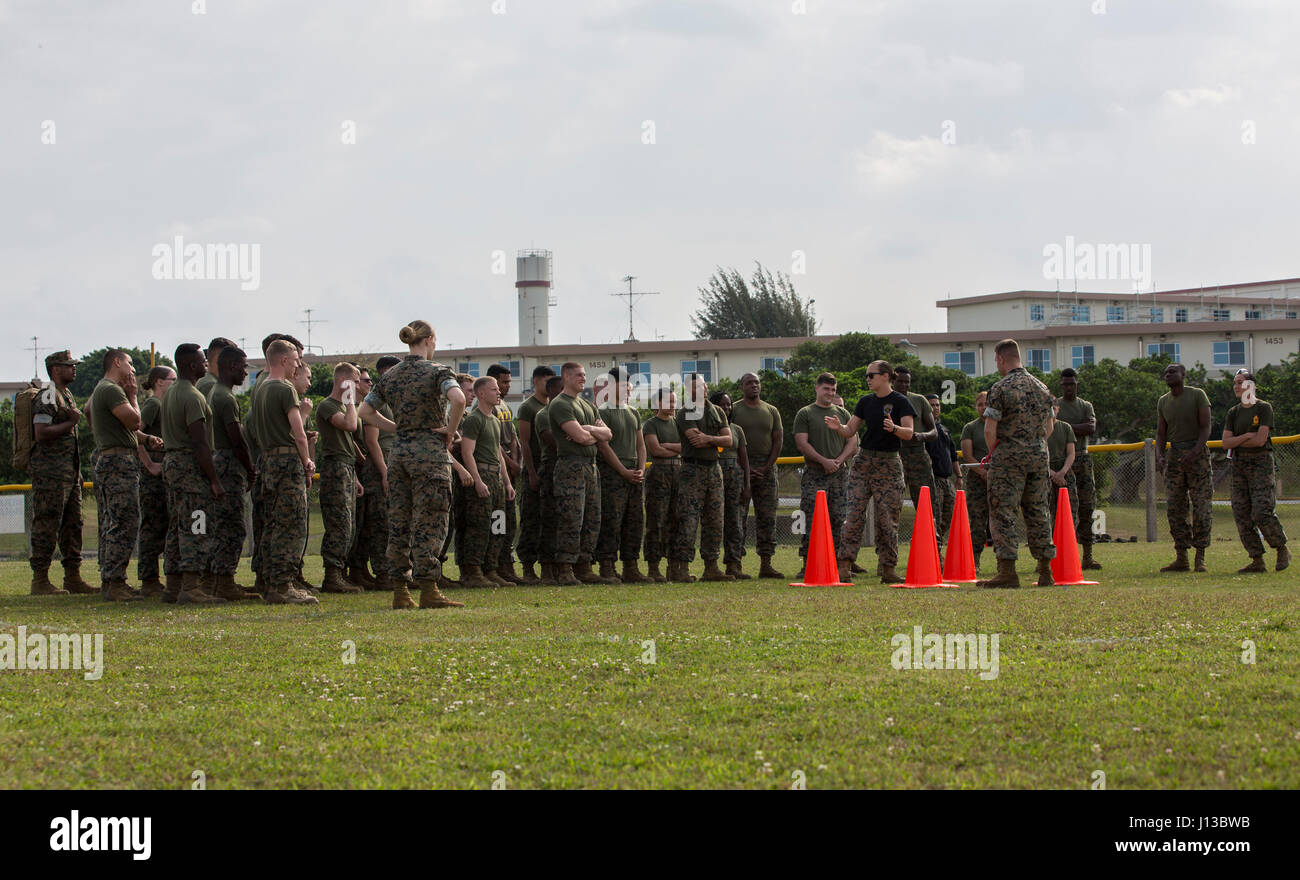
[11,384,44,474]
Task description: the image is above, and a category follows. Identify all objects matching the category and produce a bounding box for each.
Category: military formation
[17,335,1291,604]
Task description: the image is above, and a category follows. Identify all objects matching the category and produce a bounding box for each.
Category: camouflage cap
[45,350,76,368]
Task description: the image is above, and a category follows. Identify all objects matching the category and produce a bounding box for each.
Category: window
[1213,340,1246,366]
[1212,309,1231,321]
[1027,349,1051,372]
[1147,342,1180,361]
[496,360,521,378]
[944,351,976,375]
[680,359,712,382]
[759,357,785,376]
[1175,308,1188,323]
[1029,304,1044,322]
[1106,305,1126,323]
[547,364,564,378]
[1149,308,1164,323]
[457,362,480,377]
[1071,305,1091,323]
[1071,345,1095,368]
[1245,309,1262,320]
[1287,311,1298,320]
[623,361,652,385]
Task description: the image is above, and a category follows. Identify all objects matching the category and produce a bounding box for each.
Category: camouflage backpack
[10,383,45,474]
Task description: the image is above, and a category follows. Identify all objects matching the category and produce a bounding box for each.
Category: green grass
[1,544,1297,789]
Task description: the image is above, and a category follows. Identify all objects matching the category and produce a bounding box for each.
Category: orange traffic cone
[942,489,977,583]
[792,489,851,587]
[1038,486,1099,586]
[898,486,958,589]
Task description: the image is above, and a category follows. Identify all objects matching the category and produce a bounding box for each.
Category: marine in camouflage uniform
[137,390,170,589]
[1156,369,1213,571]
[669,388,731,581]
[354,399,395,581]
[492,395,520,571]
[88,371,144,599]
[596,395,647,581]
[981,359,1056,587]
[458,402,507,578]
[315,385,363,592]
[28,351,90,594]
[837,385,914,581]
[718,422,747,570]
[793,396,855,565]
[160,377,217,577]
[729,380,783,576]
[535,403,559,570]
[641,409,681,579]
[960,414,992,564]
[548,389,603,575]
[206,378,250,584]
[1046,416,1078,535]
[1224,392,1290,571]
[1054,382,1099,564]
[515,380,551,574]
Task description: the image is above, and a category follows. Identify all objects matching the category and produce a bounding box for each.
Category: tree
[690,263,816,339]
[784,332,908,375]
[308,363,334,397]
[70,346,175,398]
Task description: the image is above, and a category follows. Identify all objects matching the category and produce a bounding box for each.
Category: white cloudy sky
[3,0,1297,379]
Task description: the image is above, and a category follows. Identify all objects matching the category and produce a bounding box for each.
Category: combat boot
[977,558,1020,589]
[700,560,733,582]
[1193,548,1208,572]
[437,571,459,591]
[484,567,511,587]
[1237,556,1267,573]
[879,565,904,585]
[104,578,143,602]
[757,555,785,579]
[212,573,255,600]
[645,560,666,583]
[139,575,165,598]
[456,565,492,588]
[850,561,868,574]
[177,571,228,605]
[347,566,377,589]
[1160,548,1190,572]
[321,566,362,594]
[161,572,182,604]
[666,560,697,583]
[1277,545,1291,572]
[725,560,751,580]
[373,571,393,590]
[622,560,651,583]
[574,562,602,584]
[520,562,541,584]
[495,563,523,584]
[538,562,556,584]
[1080,545,1102,571]
[596,560,623,584]
[62,562,98,594]
[416,578,465,609]
[265,581,320,606]
[552,562,581,586]
[295,568,319,595]
[837,559,855,584]
[1035,557,1055,586]
[30,567,68,596]
[390,580,416,610]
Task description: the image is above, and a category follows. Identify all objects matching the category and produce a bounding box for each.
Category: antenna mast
[611,276,660,343]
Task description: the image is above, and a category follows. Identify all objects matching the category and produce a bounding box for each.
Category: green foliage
[308,363,334,397]
[690,263,816,339]
[784,333,908,375]
[69,347,174,398]
[0,399,21,484]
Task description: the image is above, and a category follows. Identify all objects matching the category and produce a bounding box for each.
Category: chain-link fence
[3,436,1299,559]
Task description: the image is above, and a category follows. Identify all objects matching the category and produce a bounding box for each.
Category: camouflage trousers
[932,473,956,545]
[164,452,213,574]
[259,453,308,586]
[319,458,357,571]
[387,447,452,582]
[839,450,904,569]
[553,457,600,565]
[93,450,140,581]
[29,472,83,571]
[799,465,847,559]
[719,458,747,564]
[517,472,543,564]
[208,450,247,575]
[137,466,169,579]
[537,462,557,564]
[673,460,723,563]
[1071,453,1097,546]
[1046,467,1078,539]
[1230,452,1287,557]
[443,474,464,563]
[502,471,519,564]
[596,461,644,562]
[250,454,265,575]
[461,463,506,568]
[745,463,779,557]
[351,460,389,575]
[988,445,1055,562]
[900,444,935,512]
[965,469,991,552]
[1164,449,1212,551]
[643,459,680,564]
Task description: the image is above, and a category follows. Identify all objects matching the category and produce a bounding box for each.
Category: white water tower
[517,249,554,347]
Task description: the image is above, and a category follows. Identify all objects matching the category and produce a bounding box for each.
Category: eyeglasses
[865,372,881,379]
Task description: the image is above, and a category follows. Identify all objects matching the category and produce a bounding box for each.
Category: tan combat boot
[161,572,183,604]
[178,571,228,605]
[1036,557,1055,586]
[321,566,362,594]
[139,575,165,597]
[977,558,1020,589]
[484,566,510,587]
[575,562,602,584]
[1161,548,1190,572]
[295,568,319,595]
[552,562,581,586]
[496,562,523,584]
[836,559,854,584]
[391,581,416,610]
[1237,556,1267,573]
[520,562,541,584]
[62,562,98,594]
[212,573,255,600]
[700,560,733,582]
[621,560,652,583]
[645,560,666,583]
[879,564,904,585]
[725,560,751,580]
[665,560,697,583]
[757,555,785,579]
[1278,545,1291,572]
[373,571,393,590]
[416,578,465,609]
[456,565,492,588]
[30,567,68,596]
[104,578,143,602]
[596,560,623,584]
[266,581,320,606]
[850,560,869,574]
[1193,548,1208,572]
[1080,545,1102,571]
[347,566,377,589]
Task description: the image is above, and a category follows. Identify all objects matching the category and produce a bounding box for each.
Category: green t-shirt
[140,395,165,462]
[315,396,357,461]
[1047,419,1076,468]
[536,406,556,466]
[517,395,547,468]
[252,379,300,451]
[207,383,241,452]
[720,422,746,461]
[1225,401,1274,453]
[793,402,851,461]
[1053,396,1096,452]
[600,405,642,467]
[547,392,599,459]
[160,379,213,452]
[960,418,989,462]
[728,400,781,460]
[643,416,680,459]
[1158,386,1211,445]
[493,402,517,456]
[900,391,936,448]
[196,373,217,396]
[675,402,729,462]
[88,378,137,451]
[376,403,395,457]
[461,407,503,470]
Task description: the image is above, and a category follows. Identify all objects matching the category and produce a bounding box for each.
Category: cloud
[1162,84,1242,110]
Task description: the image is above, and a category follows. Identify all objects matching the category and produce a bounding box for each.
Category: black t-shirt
[853,391,915,452]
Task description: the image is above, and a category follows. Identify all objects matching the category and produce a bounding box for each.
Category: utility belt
[859,448,900,458]
[266,446,298,456]
[96,446,136,457]
[650,457,681,466]
[1169,440,1202,451]
[681,458,719,466]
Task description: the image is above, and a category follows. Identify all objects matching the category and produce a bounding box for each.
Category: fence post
[1144,438,1157,542]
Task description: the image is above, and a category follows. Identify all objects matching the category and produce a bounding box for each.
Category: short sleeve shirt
[1226,401,1273,453]
[535,406,557,466]
[720,422,745,460]
[853,392,914,452]
[547,393,600,459]
[1053,396,1096,452]
[728,400,782,460]
[460,408,503,469]
[207,383,241,452]
[493,402,517,456]
[1157,386,1211,445]
[794,403,851,460]
[675,401,728,462]
[252,379,300,451]
[160,379,214,452]
[643,416,680,458]
[140,395,165,463]
[599,404,642,467]
[1046,419,1076,468]
[315,396,358,461]
[986,368,1054,451]
[961,418,990,463]
[517,395,547,468]
[88,378,137,451]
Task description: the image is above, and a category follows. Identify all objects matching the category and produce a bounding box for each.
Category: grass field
[1,543,1297,789]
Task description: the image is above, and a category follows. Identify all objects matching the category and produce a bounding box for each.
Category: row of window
[1029,304,1295,324]
[943,340,1249,375]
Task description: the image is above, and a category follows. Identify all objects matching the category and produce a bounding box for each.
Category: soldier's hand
[822,414,841,432]
[355,479,364,498]
[474,479,489,498]
[506,482,516,501]
[822,458,840,475]
[751,464,767,479]
[146,461,162,478]
[458,469,474,487]
[626,468,644,484]
[300,398,313,414]
[882,416,896,434]
[306,431,319,442]
[123,371,139,398]
[210,479,226,500]
[67,407,83,426]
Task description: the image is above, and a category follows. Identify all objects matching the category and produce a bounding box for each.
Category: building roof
[891,317,1299,345]
[937,278,1300,308]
